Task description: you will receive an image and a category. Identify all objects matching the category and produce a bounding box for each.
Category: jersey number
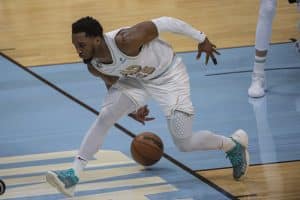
[120,65,155,78]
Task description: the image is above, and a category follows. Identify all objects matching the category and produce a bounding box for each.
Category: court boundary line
[0,52,238,200]
[235,194,258,199]
[23,41,293,68]
[0,48,15,52]
[205,66,300,76]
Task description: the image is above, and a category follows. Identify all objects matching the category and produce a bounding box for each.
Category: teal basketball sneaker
[46,168,79,197]
[226,129,250,180]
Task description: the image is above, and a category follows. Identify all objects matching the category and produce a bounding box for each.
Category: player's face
[72,32,97,60]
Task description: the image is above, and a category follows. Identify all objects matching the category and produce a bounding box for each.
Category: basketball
[130,132,164,166]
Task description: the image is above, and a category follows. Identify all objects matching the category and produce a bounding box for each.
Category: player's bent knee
[97,106,119,127]
[167,110,193,138]
[98,94,135,126]
[167,110,195,152]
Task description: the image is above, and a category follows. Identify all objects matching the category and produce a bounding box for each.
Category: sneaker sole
[248,79,266,98]
[46,171,74,197]
[231,129,250,180]
[248,88,265,98]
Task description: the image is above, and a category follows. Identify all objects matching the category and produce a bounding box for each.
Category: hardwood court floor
[0,0,299,66]
[198,161,300,199]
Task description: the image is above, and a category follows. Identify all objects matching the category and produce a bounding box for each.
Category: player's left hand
[196,37,220,65]
[128,105,155,125]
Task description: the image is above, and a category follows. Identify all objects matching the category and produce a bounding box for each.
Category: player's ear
[95,36,101,45]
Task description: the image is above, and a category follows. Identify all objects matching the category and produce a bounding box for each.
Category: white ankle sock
[73,156,88,177]
[222,136,236,152]
[253,56,266,75]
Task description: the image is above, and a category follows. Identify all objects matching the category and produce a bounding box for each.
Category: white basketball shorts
[110,56,194,117]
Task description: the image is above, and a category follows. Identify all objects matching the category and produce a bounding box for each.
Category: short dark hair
[72,16,103,37]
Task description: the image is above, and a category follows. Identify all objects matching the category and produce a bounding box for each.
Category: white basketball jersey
[90,29,174,80]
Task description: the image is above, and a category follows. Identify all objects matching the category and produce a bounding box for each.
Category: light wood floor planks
[198,161,300,199]
[0,0,299,66]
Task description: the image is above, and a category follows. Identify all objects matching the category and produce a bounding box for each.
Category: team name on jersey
[120,65,156,78]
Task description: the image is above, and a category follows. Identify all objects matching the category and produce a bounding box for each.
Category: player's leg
[167,110,249,180]
[248,0,277,98]
[46,81,147,197]
[291,17,300,53]
[148,57,249,180]
[73,88,138,172]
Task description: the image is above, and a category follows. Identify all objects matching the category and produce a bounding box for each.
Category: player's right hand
[196,37,220,65]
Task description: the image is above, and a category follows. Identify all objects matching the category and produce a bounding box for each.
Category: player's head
[72,16,103,62]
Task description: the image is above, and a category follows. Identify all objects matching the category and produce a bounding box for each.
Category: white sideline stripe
[0,160,135,177]
[4,165,142,186]
[0,150,130,164]
[0,177,169,199]
[65,184,177,200]
[0,150,76,164]
[0,151,135,177]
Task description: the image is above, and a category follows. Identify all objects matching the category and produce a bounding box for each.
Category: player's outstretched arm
[115,16,220,64]
[115,21,158,57]
[152,16,220,65]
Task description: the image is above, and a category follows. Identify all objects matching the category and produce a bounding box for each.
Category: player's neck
[95,38,113,64]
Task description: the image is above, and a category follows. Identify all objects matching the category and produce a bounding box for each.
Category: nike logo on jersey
[119,57,126,64]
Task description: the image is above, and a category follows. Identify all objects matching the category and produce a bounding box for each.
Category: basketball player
[46,16,249,197]
[248,0,277,98]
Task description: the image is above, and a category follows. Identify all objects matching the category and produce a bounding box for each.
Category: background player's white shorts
[110,56,194,117]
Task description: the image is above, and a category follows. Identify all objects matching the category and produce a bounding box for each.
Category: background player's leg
[248,0,277,98]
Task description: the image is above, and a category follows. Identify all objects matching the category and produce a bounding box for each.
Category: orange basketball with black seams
[130,132,164,166]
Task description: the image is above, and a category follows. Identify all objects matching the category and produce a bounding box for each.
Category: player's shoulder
[105,27,129,39]
[105,29,120,38]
